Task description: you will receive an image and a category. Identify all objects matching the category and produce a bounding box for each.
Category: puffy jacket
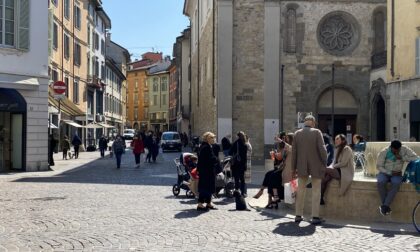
[377,146,418,175]
[404,159,420,192]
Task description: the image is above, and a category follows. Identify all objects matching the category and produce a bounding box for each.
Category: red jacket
[131,139,145,154]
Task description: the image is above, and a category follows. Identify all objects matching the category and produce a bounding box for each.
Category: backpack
[404,159,420,192]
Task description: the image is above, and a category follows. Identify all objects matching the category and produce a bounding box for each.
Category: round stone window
[317,11,360,56]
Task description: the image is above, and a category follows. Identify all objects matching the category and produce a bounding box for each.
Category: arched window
[373,8,386,53]
[286,8,297,53]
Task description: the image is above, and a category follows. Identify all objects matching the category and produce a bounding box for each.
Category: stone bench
[302,179,419,223]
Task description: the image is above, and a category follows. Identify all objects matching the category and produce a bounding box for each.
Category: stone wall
[232,0,265,161]
[190,10,217,137]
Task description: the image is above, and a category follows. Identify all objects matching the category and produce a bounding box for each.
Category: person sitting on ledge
[376,140,419,216]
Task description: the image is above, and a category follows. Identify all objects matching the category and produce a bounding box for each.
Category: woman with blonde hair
[197,132,219,211]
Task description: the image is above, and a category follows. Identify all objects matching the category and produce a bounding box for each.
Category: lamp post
[331,64,335,137]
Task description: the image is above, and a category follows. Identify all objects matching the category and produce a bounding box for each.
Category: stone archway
[370,78,387,141]
[317,88,358,136]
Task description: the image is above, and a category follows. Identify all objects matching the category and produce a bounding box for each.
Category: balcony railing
[371,51,387,69]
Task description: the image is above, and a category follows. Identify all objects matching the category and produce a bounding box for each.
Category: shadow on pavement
[174,209,207,219]
[273,221,316,236]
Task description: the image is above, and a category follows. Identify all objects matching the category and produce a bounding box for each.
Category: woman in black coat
[197,132,219,211]
[229,131,248,196]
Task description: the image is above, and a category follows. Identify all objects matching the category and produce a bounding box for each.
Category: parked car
[161,131,182,152]
[123,129,135,140]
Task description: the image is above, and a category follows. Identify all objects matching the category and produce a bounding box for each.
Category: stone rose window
[317,11,360,56]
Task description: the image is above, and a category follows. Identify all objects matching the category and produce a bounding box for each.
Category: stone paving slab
[0,150,418,251]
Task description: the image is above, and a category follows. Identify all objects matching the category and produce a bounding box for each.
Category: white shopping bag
[284,179,298,204]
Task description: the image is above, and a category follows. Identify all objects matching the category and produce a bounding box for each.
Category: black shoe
[295,215,303,223]
[265,203,274,209]
[306,183,312,188]
[379,205,387,216]
[385,206,392,215]
[311,217,324,225]
[206,205,218,210]
[320,198,325,205]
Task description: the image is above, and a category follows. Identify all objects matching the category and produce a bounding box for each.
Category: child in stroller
[172,153,198,198]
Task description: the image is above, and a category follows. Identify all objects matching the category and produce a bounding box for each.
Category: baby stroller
[172,158,195,198]
[67,147,75,159]
[215,156,235,198]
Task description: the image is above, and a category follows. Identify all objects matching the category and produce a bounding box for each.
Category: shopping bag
[284,179,298,204]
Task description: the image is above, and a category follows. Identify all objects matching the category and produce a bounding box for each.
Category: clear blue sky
[102,0,189,61]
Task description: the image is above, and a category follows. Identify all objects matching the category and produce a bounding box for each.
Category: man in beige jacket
[292,115,327,225]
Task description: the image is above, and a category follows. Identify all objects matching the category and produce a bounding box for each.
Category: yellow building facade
[126,67,150,130]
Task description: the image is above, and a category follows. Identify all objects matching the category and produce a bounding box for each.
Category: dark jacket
[72,135,82,146]
[197,142,218,194]
[99,137,108,149]
[326,143,334,166]
[61,139,71,150]
[221,137,232,151]
[229,139,248,171]
[144,135,153,149]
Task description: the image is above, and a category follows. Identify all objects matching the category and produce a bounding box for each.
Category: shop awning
[48,94,85,116]
[85,122,103,129]
[98,123,115,128]
[62,120,84,128]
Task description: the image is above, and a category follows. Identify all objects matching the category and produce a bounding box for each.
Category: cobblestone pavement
[0,150,419,251]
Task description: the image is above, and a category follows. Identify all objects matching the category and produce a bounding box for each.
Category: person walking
[131,134,145,168]
[48,134,57,166]
[71,133,82,159]
[196,132,219,211]
[144,131,153,163]
[292,115,327,225]
[112,135,126,169]
[245,134,252,184]
[229,131,248,197]
[61,135,71,160]
[151,133,160,163]
[320,134,355,205]
[99,135,108,158]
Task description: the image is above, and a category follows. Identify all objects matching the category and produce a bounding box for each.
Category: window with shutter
[64,34,69,59]
[18,0,29,50]
[73,79,79,103]
[416,37,420,76]
[64,0,70,20]
[53,22,58,50]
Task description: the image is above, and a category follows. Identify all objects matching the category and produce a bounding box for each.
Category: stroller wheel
[186,190,195,198]
[225,182,235,198]
[172,184,180,196]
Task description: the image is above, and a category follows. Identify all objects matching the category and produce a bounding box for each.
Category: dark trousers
[134,153,141,165]
[233,170,247,195]
[48,148,55,166]
[152,150,158,162]
[62,149,68,159]
[115,152,123,168]
[321,168,341,199]
[74,145,80,159]
[146,150,152,162]
[100,148,105,157]
[198,192,212,204]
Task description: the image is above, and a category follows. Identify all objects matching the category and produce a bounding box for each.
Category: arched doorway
[0,88,26,171]
[375,95,386,141]
[317,88,358,137]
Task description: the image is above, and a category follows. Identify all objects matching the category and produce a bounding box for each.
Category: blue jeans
[377,172,403,207]
[115,152,123,168]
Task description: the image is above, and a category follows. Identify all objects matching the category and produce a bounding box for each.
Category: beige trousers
[295,176,322,218]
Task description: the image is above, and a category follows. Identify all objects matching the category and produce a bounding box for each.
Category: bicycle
[413,199,420,233]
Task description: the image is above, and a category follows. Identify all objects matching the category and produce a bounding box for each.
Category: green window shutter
[18,0,30,50]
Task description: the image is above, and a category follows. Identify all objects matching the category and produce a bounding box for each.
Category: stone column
[263,0,281,156]
[217,0,233,142]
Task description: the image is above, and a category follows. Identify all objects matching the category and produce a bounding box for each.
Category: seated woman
[253,141,289,209]
[320,134,355,205]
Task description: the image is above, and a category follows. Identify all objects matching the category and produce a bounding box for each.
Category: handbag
[284,179,298,204]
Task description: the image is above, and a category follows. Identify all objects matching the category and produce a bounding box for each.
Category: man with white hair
[292,115,327,225]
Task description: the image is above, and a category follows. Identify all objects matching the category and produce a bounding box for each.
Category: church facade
[183,0,387,161]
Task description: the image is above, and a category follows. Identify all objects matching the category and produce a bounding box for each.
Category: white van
[161,131,182,152]
[123,129,135,140]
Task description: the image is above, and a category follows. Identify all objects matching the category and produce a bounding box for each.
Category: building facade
[0,0,49,171]
[126,52,162,130]
[147,60,171,132]
[383,0,420,141]
[184,0,386,161]
[105,39,130,135]
[168,61,178,131]
[173,28,191,134]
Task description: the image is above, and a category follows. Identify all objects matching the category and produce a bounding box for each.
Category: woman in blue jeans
[112,135,126,169]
